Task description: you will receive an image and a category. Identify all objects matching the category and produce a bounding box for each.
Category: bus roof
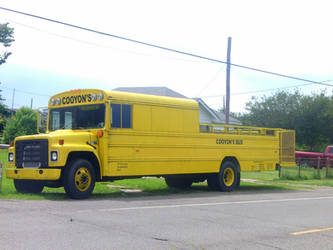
[49,89,198,110]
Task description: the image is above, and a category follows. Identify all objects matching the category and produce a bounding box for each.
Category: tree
[0,23,14,65]
[238,90,333,152]
[0,101,10,133]
[0,23,14,136]
[0,82,10,135]
[2,107,37,144]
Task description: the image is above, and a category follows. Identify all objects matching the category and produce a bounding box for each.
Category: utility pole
[223,95,226,111]
[11,88,15,117]
[225,37,232,124]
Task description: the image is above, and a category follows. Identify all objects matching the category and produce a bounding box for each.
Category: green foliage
[0,83,10,135]
[0,23,14,65]
[0,103,10,133]
[2,107,37,144]
[238,90,333,152]
[0,22,14,134]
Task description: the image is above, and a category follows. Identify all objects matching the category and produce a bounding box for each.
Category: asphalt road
[1,187,333,250]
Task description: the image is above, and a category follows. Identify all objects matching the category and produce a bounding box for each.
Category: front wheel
[14,179,44,193]
[63,159,96,199]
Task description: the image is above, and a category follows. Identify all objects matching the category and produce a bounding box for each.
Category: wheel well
[222,156,240,173]
[66,152,101,181]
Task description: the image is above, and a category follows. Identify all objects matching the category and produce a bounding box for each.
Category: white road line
[292,227,333,235]
[77,196,333,213]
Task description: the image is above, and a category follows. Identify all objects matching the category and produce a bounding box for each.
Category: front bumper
[6,168,62,180]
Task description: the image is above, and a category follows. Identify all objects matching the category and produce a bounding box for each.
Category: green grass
[242,168,333,187]
[241,170,280,181]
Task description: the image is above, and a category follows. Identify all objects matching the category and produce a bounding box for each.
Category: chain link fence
[280,157,333,180]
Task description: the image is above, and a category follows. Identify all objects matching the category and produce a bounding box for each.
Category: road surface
[0,187,332,249]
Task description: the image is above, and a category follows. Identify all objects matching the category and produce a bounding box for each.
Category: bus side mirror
[37,107,47,133]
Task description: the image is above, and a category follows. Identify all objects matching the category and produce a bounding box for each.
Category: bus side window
[111,104,132,128]
[111,104,121,128]
[122,104,132,128]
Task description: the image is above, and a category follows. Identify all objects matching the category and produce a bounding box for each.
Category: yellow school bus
[6,89,295,199]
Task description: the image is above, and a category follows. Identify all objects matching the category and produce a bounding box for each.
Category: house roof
[193,98,241,125]
[113,87,188,99]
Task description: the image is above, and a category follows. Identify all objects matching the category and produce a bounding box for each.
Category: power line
[1,6,333,88]
[3,17,205,65]
[200,83,318,98]
[199,79,333,98]
[195,66,225,96]
[0,85,51,97]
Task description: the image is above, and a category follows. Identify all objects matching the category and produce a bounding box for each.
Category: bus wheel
[218,161,238,192]
[165,176,193,189]
[14,180,44,193]
[207,174,219,190]
[63,159,96,199]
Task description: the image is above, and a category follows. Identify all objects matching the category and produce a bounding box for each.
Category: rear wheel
[14,179,44,193]
[218,161,238,192]
[236,171,241,188]
[63,159,96,199]
[165,176,193,189]
[207,174,219,190]
[207,161,239,192]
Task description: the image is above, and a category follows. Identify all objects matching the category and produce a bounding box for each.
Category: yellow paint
[6,89,295,184]
[6,168,61,180]
[74,167,92,192]
[223,168,235,186]
[291,227,333,235]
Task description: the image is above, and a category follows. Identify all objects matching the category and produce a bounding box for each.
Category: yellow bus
[6,89,295,199]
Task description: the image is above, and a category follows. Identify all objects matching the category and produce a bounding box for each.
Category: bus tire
[165,176,193,189]
[218,161,238,192]
[14,179,44,193]
[63,159,96,199]
[236,171,241,188]
[207,174,219,190]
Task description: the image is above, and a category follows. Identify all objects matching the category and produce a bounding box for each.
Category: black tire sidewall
[165,176,192,189]
[63,159,96,199]
[14,179,44,193]
[207,174,219,190]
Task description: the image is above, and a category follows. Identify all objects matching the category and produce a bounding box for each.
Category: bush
[2,107,37,143]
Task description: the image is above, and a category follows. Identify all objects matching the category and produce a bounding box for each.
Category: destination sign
[61,94,93,105]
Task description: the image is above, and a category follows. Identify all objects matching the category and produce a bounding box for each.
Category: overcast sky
[0,0,332,112]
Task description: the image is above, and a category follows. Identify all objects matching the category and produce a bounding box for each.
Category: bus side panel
[105,131,280,177]
[104,102,282,177]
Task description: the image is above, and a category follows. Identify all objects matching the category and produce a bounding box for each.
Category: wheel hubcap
[223,168,235,187]
[75,167,91,192]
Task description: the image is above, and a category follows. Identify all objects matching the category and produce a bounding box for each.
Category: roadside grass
[242,167,333,187]
[0,149,322,200]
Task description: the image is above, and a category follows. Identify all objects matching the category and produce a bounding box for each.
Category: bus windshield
[49,104,105,131]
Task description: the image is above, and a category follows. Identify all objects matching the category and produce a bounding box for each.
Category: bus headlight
[92,94,97,101]
[50,151,58,162]
[8,152,14,162]
[50,98,55,106]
